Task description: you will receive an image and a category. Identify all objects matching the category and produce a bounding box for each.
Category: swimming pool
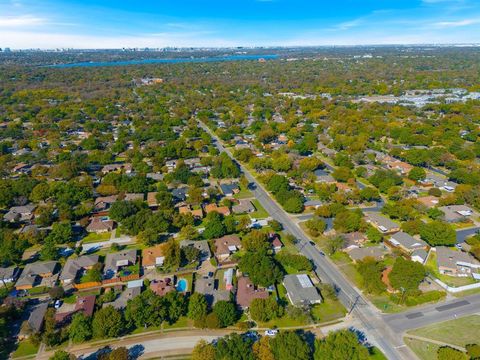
[176,279,188,292]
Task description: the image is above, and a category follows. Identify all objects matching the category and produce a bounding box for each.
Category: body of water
[47,54,279,68]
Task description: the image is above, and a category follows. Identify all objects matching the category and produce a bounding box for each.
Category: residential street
[199,120,413,360]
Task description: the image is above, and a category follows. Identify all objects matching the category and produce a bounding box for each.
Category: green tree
[69,313,92,343]
[420,220,456,246]
[239,251,283,287]
[215,333,254,360]
[49,350,76,360]
[213,301,238,328]
[188,293,208,322]
[202,212,226,239]
[249,298,283,322]
[333,210,364,233]
[408,167,427,181]
[47,222,73,244]
[192,340,216,360]
[92,306,123,339]
[305,217,327,237]
[357,258,386,295]
[314,329,369,360]
[107,347,129,360]
[270,331,311,360]
[437,346,466,360]
[389,257,425,291]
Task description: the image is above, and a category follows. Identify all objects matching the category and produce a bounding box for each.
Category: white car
[54,300,62,309]
[264,329,278,337]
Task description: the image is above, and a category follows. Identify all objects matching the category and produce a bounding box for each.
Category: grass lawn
[27,286,49,296]
[369,347,388,360]
[234,187,253,199]
[11,339,39,359]
[404,338,438,360]
[425,251,477,287]
[81,231,112,244]
[63,294,77,304]
[163,316,192,330]
[408,315,480,347]
[310,298,347,323]
[257,313,309,328]
[298,222,325,246]
[215,268,229,291]
[250,199,269,219]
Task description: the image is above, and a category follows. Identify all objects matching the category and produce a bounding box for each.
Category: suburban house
[0,266,21,285]
[204,203,231,217]
[232,199,255,214]
[436,247,480,278]
[142,244,166,269]
[347,245,387,263]
[27,302,49,334]
[383,158,413,175]
[104,284,142,310]
[439,205,474,223]
[411,249,428,264]
[59,254,99,285]
[172,187,188,202]
[101,163,132,174]
[195,274,230,306]
[180,240,211,261]
[86,217,115,233]
[304,199,323,210]
[147,192,158,207]
[387,232,428,253]
[3,204,36,223]
[93,195,118,213]
[341,232,367,251]
[214,235,242,263]
[364,212,400,234]
[314,169,335,184]
[178,205,203,219]
[15,261,59,290]
[220,182,240,197]
[270,234,284,253]
[103,250,137,278]
[75,295,96,317]
[123,193,144,202]
[150,278,175,297]
[283,274,322,306]
[236,276,269,309]
[417,196,440,209]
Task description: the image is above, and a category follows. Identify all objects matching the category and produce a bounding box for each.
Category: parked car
[264,329,278,337]
[54,300,62,309]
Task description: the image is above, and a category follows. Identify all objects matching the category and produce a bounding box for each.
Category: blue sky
[1,0,480,48]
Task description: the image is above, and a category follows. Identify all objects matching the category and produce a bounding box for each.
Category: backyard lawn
[81,231,112,244]
[11,339,39,359]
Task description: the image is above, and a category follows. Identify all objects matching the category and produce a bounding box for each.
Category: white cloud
[0,15,47,27]
[0,30,238,49]
[433,18,480,27]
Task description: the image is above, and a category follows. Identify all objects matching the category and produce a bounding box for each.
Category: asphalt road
[200,121,411,360]
[384,293,480,333]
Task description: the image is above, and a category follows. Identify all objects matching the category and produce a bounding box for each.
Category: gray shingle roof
[389,232,427,251]
[59,254,99,281]
[283,274,322,306]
